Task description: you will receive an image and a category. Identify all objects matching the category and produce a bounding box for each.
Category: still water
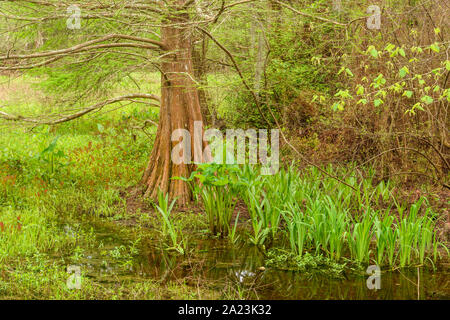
[69,221,450,300]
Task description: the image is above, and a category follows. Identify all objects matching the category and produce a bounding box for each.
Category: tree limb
[0,94,160,125]
[273,0,347,26]
[197,25,359,192]
[0,34,167,61]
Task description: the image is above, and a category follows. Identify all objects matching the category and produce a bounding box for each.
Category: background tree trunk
[141,11,208,205]
[251,4,266,98]
[193,35,216,126]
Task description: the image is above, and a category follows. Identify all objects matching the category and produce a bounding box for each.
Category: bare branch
[197,25,359,192]
[273,0,347,26]
[0,94,160,125]
[0,56,63,70]
[0,10,158,22]
[0,34,167,61]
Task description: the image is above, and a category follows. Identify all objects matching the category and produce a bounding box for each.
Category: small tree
[0,0,247,204]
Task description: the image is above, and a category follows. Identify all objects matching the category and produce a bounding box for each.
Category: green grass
[232,164,447,268]
[154,190,186,254]
[0,73,448,299]
[178,163,240,238]
[173,159,447,269]
[0,72,215,299]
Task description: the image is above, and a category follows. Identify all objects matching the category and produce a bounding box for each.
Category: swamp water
[60,220,449,300]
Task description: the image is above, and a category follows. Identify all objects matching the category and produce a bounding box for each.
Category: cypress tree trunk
[141,9,208,205]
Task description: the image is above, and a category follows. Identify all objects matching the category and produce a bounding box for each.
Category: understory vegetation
[0,0,449,300]
[174,161,448,268]
[0,80,447,298]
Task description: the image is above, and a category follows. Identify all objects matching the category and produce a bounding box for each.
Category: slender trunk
[252,17,265,96]
[250,2,268,104]
[193,35,215,125]
[141,11,208,205]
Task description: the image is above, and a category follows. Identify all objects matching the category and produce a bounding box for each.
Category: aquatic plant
[177,163,240,237]
[348,210,374,264]
[154,190,185,254]
[238,165,446,268]
[282,203,309,258]
[243,190,270,245]
[373,211,397,266]
[395,198,439,267]
[229,213,240,244]
[265,248,346,279]
[323,197,349,261]
[237,165,269,245]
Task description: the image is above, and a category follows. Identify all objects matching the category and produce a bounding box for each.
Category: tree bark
[251,3,266,97]
[192,35,214,125]
[141,10,208,205]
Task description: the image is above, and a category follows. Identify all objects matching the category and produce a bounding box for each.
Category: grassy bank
[0,74,448,299]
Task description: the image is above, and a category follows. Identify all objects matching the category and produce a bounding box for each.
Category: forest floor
[0,74,448,299]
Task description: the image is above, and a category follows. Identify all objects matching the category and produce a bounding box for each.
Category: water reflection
[70,222,450,300]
